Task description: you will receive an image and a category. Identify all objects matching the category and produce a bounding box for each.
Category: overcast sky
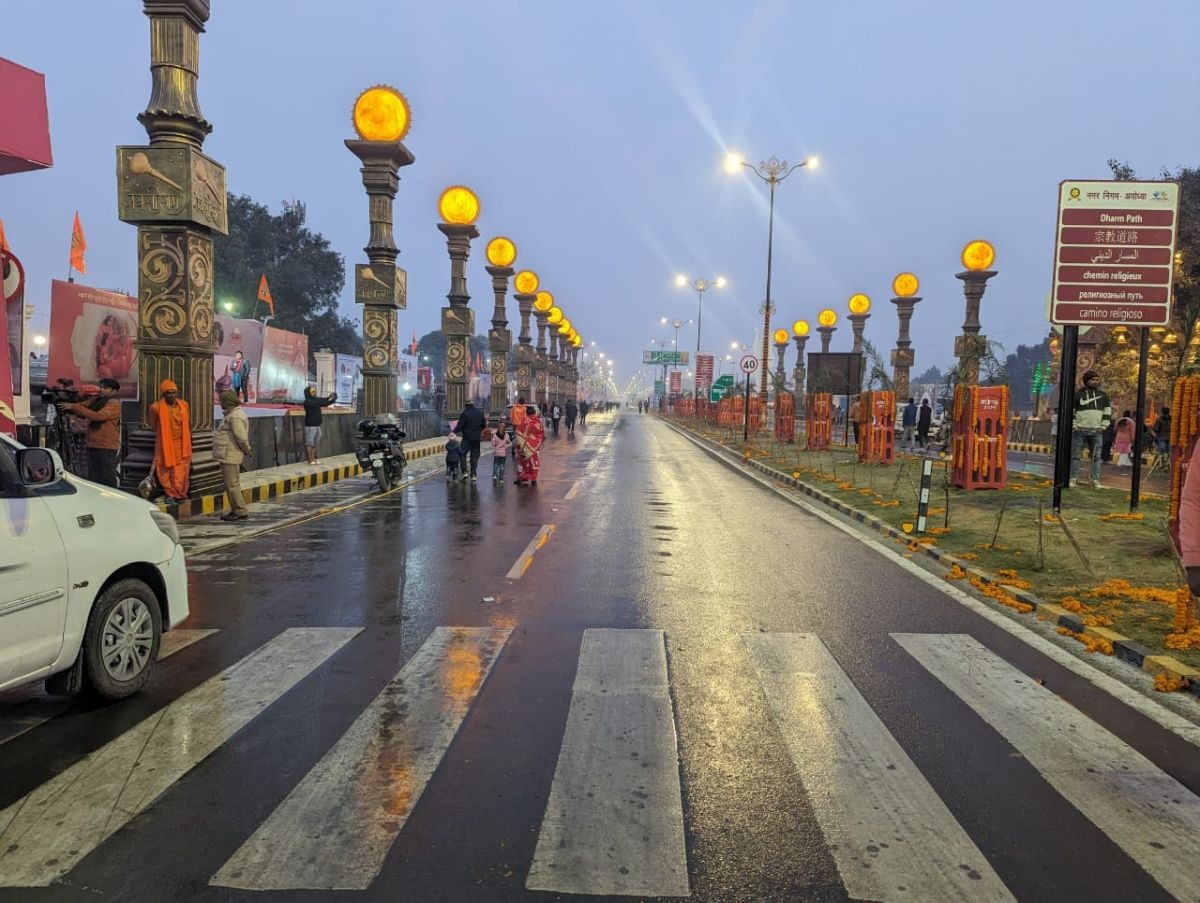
[5,0,1199,392]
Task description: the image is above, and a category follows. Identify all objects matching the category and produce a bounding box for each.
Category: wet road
[3,412,1200,901]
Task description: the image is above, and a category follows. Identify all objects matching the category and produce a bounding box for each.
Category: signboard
[669,371,681,396]
[642,349,688,366]
[710,373,734,402]
[48,279,138,399]
[257,324,309,402]
[806,352,863,395]
[738,354,759,374]
[695,353,714,394]
[334,353,363,405]
[214,315,264,403]
[654,379,665,397]
[1050,180,1179,327]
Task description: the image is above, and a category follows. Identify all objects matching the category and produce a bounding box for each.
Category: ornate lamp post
[437,185,481,415]
[555,317,572,403]
[791,319,810,397]
[890,272,921,401]
[675,273,726,372]
[660,317,692,376]
[547,306,564,405]
[345,86,415,418]
[773,328,790,392]
[533,290,553,406]
[724,150,818,404]
[817,307,838,352]
[955,239,997,385]
[117,0,230,495]
[512,269,539,401]
[484,236,516,419]
[848,293,871,353]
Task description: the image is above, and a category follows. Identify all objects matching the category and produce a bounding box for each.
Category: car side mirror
[16,447,64,488]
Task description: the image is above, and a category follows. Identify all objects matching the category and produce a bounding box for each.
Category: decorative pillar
[313,348,336,397]
[346,86,413,417]
[890,300,921,402]
[511,270,538,403]
[548,330,560,406]
[848,313,869,354]
[955,241,997,386]
[15,306,34,424]
[117,0,226,496]
[484,237,517,420]
[435,186,481,417]
[773,333,789,392]
[818,325,836,353]
[533,307,549,407]
[791,333,809,398]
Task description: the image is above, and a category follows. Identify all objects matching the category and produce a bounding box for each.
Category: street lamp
[437,184,482,415]
[660,317,692,373]
[725,150,818,403]
[675,274,726,385]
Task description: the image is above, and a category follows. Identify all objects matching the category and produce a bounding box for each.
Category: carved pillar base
[363,370,398,417]
[514,343,533,401]
[489,338,510,418]
[442,306,474,416]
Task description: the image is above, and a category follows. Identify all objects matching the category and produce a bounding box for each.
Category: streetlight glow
[723,152,745,174]
[675,274,687,288]
[716,276,727,288]
[805,156,819,169]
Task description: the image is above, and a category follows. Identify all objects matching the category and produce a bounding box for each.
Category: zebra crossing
[0,625,1198,899]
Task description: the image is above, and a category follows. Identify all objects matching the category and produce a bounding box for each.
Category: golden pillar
[889,273,922,401]
[117,0,226,496]
[437,186,481,417]
[484,237,517,420]
[511,269,539,403]
[955,241,997,386]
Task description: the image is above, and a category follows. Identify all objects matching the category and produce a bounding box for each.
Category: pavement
[3,410,1199,902]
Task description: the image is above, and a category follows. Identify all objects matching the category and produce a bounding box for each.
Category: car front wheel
[83,578,162,700]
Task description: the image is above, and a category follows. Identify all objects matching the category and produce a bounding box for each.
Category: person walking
[301,386,337,464]
[60,377,122,488]
[491,423,511,482]
[150,380,192,502]
[214,390,252,520]
[579,399,590,426]
[456,399,487,482]
[849,395,862,445]
[1112,410,1136,467]
[1070,370,1112,488]
[230,351,252,404]
[565,399,578,435]
[1155,406,1172,455]
[550,402,562,437]
[445,433,464,481]
[900,396,918,452]
[514,402,545,485]
[916,398,932,451]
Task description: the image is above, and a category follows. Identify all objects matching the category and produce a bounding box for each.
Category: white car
[0,435,189,699]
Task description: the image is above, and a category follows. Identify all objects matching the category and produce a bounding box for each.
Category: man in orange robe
[150,379,192,501]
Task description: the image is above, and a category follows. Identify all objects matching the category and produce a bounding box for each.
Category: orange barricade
[951,385,1008,489]
[807,392,833,450]
[859,390,896,464]
[717,397,732,427]
[748,395,763,433]
[774,392,796,442]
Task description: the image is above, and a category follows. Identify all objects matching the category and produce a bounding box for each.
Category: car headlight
[150,510,180,545]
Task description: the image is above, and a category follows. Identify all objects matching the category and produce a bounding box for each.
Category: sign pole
[1051,324,1078,513]
[916,459,933,534]
[1130,327,1151,512]
[743,369,751,442]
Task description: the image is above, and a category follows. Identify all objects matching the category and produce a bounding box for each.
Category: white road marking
[212,626,511,891]
[0,628,220,747]
[527,629,690,897]
[564,480,581,500]
[673,426,1200,750]
[505,524,555,580]
[157,627,219,659]
[896,633,1200,902]
[0,627,359,887]
[744,633,1012,902]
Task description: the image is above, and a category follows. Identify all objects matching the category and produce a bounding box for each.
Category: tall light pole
[675,274,725,392]
[660,317,692,373]
[725,150,818,404]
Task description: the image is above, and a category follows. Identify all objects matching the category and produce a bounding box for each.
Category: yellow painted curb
[1141,655,1200,681]
[1082,626,1129,644]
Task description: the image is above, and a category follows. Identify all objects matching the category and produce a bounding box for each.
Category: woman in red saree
[514,403,545,485]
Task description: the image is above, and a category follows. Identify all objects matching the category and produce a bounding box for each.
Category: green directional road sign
[643,350,689,366]
[654,379,666,397]
[710,374,734,402]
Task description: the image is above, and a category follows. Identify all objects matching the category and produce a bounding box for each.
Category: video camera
[41,378,82,406]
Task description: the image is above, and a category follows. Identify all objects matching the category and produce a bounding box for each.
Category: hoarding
[257,324,308,402]
[48,279,138,398]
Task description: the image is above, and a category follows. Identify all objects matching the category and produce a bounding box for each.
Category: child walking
[445,433,465,481]
[491,424,512,482]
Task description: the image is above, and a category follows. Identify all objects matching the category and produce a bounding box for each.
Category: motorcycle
[355,416,407,493]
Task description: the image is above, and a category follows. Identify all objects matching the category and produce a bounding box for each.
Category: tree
[913,365,943,385]
[1003,341,1052,412]
[861,339,893,391]
[415,329,489,387]
[213,195,360,368]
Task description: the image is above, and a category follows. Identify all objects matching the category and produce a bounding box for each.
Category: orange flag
[0,219,9,254]
[70,211,87,274]
[257,273,274,315]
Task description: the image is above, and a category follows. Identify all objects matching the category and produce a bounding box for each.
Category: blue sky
[4,0,1199,392]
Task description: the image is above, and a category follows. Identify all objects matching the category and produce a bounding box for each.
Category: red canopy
[0,58,52,176]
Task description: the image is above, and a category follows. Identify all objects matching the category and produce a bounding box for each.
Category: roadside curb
[667,421,1200,700]
[159,440,443,520]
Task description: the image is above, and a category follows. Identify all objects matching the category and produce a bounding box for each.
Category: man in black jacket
[456,400,487,482]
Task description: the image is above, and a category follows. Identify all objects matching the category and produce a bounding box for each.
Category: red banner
[48,279,138,398]
[213,315,264,402]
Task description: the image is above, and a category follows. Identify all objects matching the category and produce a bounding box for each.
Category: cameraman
[60,378,122,487]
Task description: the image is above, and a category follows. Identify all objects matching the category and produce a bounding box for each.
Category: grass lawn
[690,422,1200,672]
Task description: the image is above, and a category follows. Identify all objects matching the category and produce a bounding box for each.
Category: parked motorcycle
[355,416,407,493]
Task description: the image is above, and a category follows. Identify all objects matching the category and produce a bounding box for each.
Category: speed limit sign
[738,354,759,374]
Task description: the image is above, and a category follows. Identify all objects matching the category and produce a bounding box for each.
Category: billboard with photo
[213,315,264,403]
[333,353,362,405]
[257,324,308,402]
[48,279,138,399]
